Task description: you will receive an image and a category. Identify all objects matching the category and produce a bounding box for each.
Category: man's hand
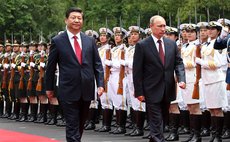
[178,82,186,89]
[46,90,54,99]
[97,87,104,97]
[137,95,145,102]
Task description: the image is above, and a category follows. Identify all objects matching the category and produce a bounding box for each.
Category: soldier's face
[65,12,83,33]
[13,46,19,52]
[131,32,139,43]
[115,34,122,43]
[167,34,177,41]
[99,34,107,44]
[181,30,187,40]
[208,28,220,39]
[199,28,208,40]
[186,30,196,41]
[5,46,11,52]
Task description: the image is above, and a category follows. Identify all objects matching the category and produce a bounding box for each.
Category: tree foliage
[0,0,229,43]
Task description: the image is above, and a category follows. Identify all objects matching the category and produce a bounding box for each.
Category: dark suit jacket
[133,36,185,103]
[214,34,230,83]
[46,31,104,102]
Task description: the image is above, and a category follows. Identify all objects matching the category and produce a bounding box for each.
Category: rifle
[18,53,25,90]
[2,54,9,89]
[117,48,125,95]
[36,51,45,92]
[104,48,111,93]
[27,51,34,91]
[192,44,201,99]
[9,53,16,90]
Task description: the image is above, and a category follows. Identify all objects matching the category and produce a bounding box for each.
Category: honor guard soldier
[33,41,49,124]
[214,18,230,140]
[94,27,114,132]
[123,26,146,137]
[16,42,30,122]
[105,27,128,134]
[83,29,101,130]
[0,43,4,117]
[196,21,228,142]
[1,40,12,118]
[180,24,204,142]
[8,40,21,120]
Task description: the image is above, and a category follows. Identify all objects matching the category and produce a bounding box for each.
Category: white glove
[30,62,35,67]
[104,60,112,66]
[4,53,8,58]
[0,64,2,68]
[21,62,26,67]
[220,28,228,39]
[11,63,16,68]
[40,62,45,68]
[3,64,9,69]
[195,57,203,65]
[120,60,127,66]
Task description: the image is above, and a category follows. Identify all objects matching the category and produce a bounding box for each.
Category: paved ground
[0,118,229,142]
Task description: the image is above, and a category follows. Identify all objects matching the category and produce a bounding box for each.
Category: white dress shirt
[151,34,165,53]
[66,29,83,54]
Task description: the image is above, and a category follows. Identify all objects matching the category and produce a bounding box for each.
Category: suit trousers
[60,98,90,142]
[146,97,170,142]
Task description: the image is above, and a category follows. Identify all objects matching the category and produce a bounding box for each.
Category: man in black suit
[46,7,104,142]
[133,15,186,142]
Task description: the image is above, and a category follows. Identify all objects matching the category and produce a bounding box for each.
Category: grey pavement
[0,118,229,142]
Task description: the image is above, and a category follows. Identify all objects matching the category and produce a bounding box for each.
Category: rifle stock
[104,48,111,93]
[117,49,125,95]
[192,45,201,99]
[18,55,25,90]
[27,55,34,91]
[36,53,45,92]
[2,55,9,89]
[9,56,15,90]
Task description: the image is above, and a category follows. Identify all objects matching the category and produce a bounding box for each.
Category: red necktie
[73,36,82,64]
[157,40,164,65]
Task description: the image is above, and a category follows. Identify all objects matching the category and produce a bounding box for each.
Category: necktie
[73,36,82,64]
[157,40,164,65]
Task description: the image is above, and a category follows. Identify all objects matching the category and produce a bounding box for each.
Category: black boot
[85,108,97,130]
[113,110,127,134]
[222,111,230,139]
[46,105,58,125]
[179,110,190,135]
[9,101,20,120]
[2,100,12,118]
[109,109,119,133]
[27,103,38,122]
[125,110,137,136]
[56,105,66,127]
[98,109,113,132]
[130,111,145,136]
[0,99,4,117]
[200,110,211,137]
[211,117,223,142]
[34,103,48,123]
[165,113,180,141]
[18,103,28,122]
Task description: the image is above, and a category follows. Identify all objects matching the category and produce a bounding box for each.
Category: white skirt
[204,81,228,109]
[181,83,203,105]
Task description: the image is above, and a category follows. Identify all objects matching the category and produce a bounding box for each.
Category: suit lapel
[148,36,164,66]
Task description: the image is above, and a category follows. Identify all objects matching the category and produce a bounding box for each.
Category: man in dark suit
[46,7,104,142]
[133,15,186,142]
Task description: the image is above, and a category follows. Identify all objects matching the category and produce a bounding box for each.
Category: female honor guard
[95,27,114,132]
[105,27,128,134]
[181,24,203,142]
[196,21,228,142]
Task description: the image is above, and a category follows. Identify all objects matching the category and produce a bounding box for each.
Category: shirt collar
[151,34,163,44]
[66,29,81,40]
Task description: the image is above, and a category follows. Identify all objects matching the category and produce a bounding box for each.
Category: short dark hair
[65,7,83,19]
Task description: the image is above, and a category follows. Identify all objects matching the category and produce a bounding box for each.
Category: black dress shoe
[142,132,151,139]
[56,119,66,127]
[113,127,126,134]
[98,126,111,132]
[165,133,179,141]
[130,128,144,136]
[178,127,190,135]
[109,127,118,134]
[124,128,136,136]
[222,129,230,139]
[84,122,95,130]
[200,128,210,137]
